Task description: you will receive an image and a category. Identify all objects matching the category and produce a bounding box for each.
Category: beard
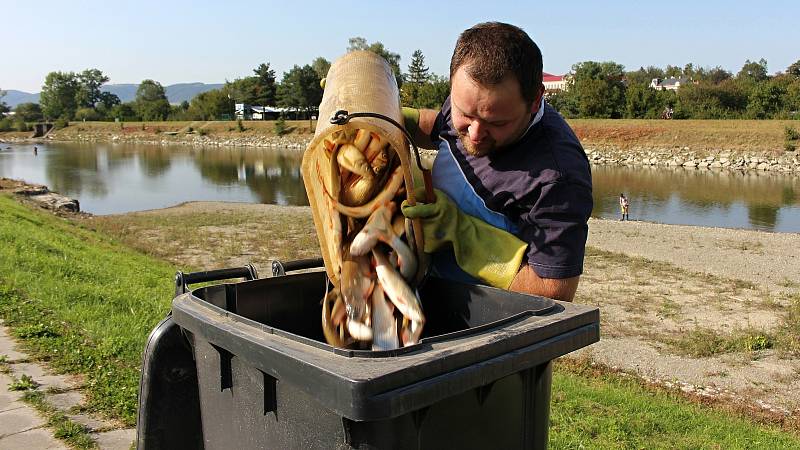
[457,132,497,157]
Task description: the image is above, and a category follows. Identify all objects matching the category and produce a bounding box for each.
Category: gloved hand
[401,188,527,289]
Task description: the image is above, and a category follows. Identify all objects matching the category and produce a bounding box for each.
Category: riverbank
[85,200,800,423]
[2,119,799,173]
[1,191,799,447]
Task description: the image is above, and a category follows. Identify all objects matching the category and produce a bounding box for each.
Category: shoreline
[2,122,799,174]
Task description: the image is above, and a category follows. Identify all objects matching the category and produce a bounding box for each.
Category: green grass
[551,360,800,449]
[0,194,177,425]
[22,390,97,449]
[2,194,800,445]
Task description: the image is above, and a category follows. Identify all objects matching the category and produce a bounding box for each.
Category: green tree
[311,57,331,80]
[402,50,432,106]
[787,60,800,78]
[74,107,101,121]
[625,66,665,86]
[14,102,43,122]
[75,69,110,108]
[746,80,787,119]
[674,80,747,119]
[253,63,277,105]
[40,71,80,119]
[187,89,230,120]
[700,66,733,84]
[110,103,138,121]
[568,61,627,118]
[0,89,8,118]
[348,37,402,87]
[277,64,322,126]
[625,84,671,118]
[415,75,450,109]
[225,77,260,105]
[737,59,769,82]
[134,80,170,121]
[664,65,683,78]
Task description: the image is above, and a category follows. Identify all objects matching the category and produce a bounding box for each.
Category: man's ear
[530,83,545,114]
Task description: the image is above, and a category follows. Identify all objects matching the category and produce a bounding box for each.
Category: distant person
[619,193,629,221]
[33,146,38,156]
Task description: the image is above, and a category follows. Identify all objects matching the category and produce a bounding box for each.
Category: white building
[649,77,692,91]
[543,73,567,93]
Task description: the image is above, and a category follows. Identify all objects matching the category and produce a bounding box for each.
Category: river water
[2,142,799,233]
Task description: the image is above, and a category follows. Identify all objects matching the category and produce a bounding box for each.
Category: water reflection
[1,142,798,232]
[592,166,800,232]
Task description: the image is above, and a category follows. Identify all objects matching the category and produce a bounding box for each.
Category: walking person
[619,193,629,221]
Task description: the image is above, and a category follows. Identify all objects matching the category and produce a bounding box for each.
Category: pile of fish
[317,128,424,350]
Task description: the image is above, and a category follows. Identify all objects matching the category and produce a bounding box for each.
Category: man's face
[450,65,542,157]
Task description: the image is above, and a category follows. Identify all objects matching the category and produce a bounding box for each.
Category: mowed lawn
[0,194,799,447]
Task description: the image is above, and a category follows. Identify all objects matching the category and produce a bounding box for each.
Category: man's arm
[408,108,438,149]
[509,265,580,302]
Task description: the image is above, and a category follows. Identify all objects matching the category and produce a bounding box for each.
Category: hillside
[2,82,224,107]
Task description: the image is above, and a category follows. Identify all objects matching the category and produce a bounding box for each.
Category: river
[2,142,798,233]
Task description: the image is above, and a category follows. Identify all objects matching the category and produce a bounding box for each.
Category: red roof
[543,72,563,82]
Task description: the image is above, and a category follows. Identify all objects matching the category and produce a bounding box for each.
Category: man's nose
[468,120,486,142]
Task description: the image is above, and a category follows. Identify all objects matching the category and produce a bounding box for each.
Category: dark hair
[450,22,543,105]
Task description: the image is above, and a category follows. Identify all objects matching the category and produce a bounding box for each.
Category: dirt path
[88,204,800,419]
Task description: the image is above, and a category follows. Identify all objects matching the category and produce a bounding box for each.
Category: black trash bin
[137,260,599,449]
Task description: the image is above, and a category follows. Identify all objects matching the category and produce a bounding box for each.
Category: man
[401,22,592,302]
[619,193,630,221]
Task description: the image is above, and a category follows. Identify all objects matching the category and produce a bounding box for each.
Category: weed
[197,128,208,136]
[237,119,245,132]
[9,373,40,391]
[22,390,97,448]
[785,125,800,141]
[274,115,287,135]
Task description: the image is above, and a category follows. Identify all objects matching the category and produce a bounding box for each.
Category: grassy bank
[2,118,797,154]
[1,195,799,446]
[0,194,178,425]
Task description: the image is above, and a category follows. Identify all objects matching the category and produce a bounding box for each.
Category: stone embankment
[585,146,800,174]
[54,131,309,149]
[0,178,80,214]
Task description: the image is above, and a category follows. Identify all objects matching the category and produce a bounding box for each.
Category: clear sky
[2,0,798,92]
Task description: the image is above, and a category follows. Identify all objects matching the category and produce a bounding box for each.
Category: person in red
[401,22,592,301]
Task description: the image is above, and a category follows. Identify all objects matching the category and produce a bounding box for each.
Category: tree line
[0,38,449,129]
[3,48,798,129]
[549,59,800,119]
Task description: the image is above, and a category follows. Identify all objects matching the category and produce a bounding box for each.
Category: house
[235,104,287,120]
[649,77,692,91]
[543,72,567,94]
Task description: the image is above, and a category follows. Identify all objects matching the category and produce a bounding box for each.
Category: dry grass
[568,119,796,152]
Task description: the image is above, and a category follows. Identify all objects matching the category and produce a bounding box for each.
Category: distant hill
[2,82,224,108]
[2,90,40,107]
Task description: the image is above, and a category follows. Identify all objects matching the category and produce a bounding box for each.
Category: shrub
[74,107,100,121]
[786,125,800,141]
[197,128,208,136]
[54,117,69,129]
[15,119,30,132]
[786,142,797,152]
[237,119,245,132]
[274,115,287,136]
[0,117,13,132]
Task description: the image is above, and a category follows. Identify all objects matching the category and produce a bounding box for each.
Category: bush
[237,119,245,132]
[786,125,800,141]
[786,142,797,152]
[54,117,69,129]
[197,128,208,136]
[74,107,100,121]
[0,117,13,131]
[274,115,287,135]
[15,119,30,132]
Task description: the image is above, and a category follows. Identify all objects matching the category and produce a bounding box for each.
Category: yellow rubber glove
[401,188,527,289]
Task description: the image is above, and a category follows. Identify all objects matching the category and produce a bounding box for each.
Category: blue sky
[2,0,798,92]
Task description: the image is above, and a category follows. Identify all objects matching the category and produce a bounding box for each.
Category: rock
[683,161,698,168]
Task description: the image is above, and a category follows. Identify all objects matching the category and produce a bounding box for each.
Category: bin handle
[271,258,325,277]
[174,264,258,296]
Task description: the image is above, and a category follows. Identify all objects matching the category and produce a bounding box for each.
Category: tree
[625,84,670,119]
[277,64,323,125]
[402,50,433,106]
[737,59,768,82]
[253,63,277,105]
[567,61,627,118]
[674,80,747,119]
[40,71,80,119]
[134,80,170,121]
[225,76,260,105]
[348,37,402,87]
[0,89,8,118]
[75,69,110,109]
[311,57,331,80]
[14,103,43,122]
[187,89,230,120]
[625,66,665,86]
[746,80,787,119]
[415,75,450,109]
[701,66,733,84]
[787,60,800,78]
[110,103,138,121]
